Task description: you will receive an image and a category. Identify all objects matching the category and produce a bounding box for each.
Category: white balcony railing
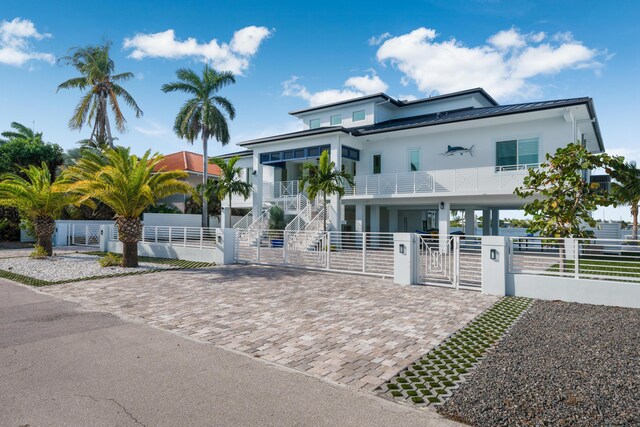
[343,164,538,197]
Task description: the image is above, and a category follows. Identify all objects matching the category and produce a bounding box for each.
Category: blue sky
[1,0,639,219]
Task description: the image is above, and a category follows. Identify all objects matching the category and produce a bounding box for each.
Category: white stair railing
[233,211,254,229]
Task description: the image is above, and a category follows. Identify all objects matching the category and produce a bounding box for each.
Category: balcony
[343,165,537,198]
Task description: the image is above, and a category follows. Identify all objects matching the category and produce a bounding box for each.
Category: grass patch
[379,297,533,407]
[547,259,640,281]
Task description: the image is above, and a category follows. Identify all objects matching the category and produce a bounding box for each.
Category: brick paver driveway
[44,265,499,391]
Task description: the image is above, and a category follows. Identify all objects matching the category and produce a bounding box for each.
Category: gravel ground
[0,254,171,282]
[439,300,640,426]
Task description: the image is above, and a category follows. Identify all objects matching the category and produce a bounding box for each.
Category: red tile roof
[154,151,221,176]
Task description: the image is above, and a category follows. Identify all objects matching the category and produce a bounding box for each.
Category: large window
[372,154,382,174]
[352,110,365,122]
[330,114,342,126]
[496,138,539,170]
[309,118,321,129]
[409,149,420,172]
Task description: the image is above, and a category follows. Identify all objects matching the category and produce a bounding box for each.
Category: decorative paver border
[0,251,214,287]
[379,296,533,406]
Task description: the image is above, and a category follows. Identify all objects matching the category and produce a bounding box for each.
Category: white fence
[234,230,395,277]
[509,236,640,283]
[111,225,218,249]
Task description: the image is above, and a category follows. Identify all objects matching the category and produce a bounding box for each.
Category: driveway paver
[44,265,499,391]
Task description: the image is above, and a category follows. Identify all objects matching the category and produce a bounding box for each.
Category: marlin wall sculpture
[442,145,474,156]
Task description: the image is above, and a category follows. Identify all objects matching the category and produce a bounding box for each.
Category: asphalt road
[0,279,457,427]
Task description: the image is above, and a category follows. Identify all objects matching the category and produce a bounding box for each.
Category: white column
[491,208,499,236]
[221,206,231,229]
[481,236,508,296]
[482,209,491,236]
[355,203,366,233]
[394,233,416,285]
[388,208,398,233]
[464,208,475,236]
[438,201,450,252]
[329,139,342,230]
[252,157,263,220]
[369,205,380,233]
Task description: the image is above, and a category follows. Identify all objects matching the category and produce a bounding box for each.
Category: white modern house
[229,88,604,236]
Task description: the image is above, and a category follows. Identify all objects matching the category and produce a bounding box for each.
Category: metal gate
[68,223,101,247]
[417,235,482,290]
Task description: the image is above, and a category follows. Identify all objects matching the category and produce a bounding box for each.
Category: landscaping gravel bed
[0,253,171,282]
[439,300,640,426]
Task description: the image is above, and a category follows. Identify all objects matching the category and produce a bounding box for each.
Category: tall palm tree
[612,161,640,240]
[300,150,354,232]
[162,66,236,227]
[57,42,143,148]
[0,122,43,145]
[210,156,252,227]
[64,147,192,267]
[0,163,76,255]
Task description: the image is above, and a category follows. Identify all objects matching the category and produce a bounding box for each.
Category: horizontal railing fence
[110,226,218,249]
[344,164,538,197]
[234,229,395,277]
[509,237,640,283]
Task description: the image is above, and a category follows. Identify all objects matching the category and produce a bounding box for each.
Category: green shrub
[268,205,286,230]
[99,253,122,267]
[29,245,48,258]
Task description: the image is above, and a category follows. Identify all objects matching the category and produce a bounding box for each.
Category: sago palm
[612,161,640,240]
[210,156,252,227]
[300,150,354,231]
[57,42,143,148]
[0,163,76,255]
[64,147,192,267]
[0,122,43,145]
[162,65,236,227]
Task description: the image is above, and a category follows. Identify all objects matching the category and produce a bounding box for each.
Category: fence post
[184,228,187,247]
[326,231,331,269]
[574,239,580,279]
[393,233,416,285]
[481,236,508,296]
[362,232,367,273]
[256,228,261,262]
[169,226,172,245]
[284,230,289,264]
[99,225,108,252]
[200,228,204,249]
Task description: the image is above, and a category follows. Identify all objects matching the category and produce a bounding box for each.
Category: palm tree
[0,163,76,255]
[612,161,640,240]
[57,42,143,148]
[300,150,354,232]
[162,66,236,227]
[0,122,43,145]
[210,156,252,227]
[64,147,192,267]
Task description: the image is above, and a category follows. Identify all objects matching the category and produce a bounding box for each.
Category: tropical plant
[209,156,252,227]
[0,122,43,145]
[64,147,192,267]
[269,205,286,230]
[300,150,354,231]
[611,161,640,240]
[57,42,143,148]
[515,142,623,238]
[0,162,76,255]
[162,65,236,226]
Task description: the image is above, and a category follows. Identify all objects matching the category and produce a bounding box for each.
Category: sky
[1,0,639,219]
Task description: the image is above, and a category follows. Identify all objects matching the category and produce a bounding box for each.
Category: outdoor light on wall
[439,202,445,210]
[490,249,498,260]
[252,170,257,176]
[399,244,406,254]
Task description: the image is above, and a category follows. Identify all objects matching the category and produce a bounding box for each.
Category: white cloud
[368,32,391,46]
[376,27,602,99]
[0,18,54,66]
[283,73,388,107]
[134,119,169,136]
[123,26,272,75]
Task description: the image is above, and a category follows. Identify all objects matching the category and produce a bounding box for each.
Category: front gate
[68,223,101,247]
[417,235,482,290]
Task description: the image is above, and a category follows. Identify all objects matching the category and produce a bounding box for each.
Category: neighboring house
[154,151,221,212]
[232,87,604,235]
